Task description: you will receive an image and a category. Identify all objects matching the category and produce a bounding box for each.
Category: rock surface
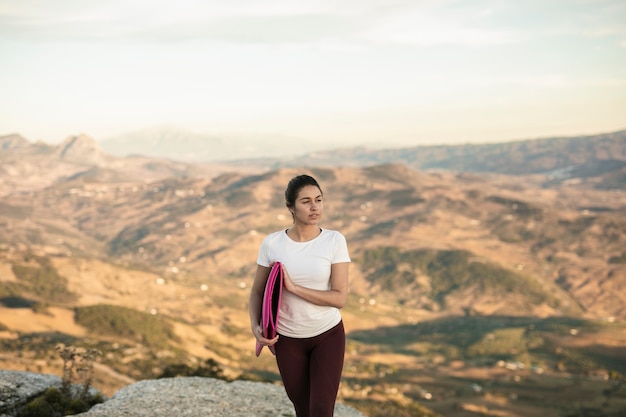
[0,371,366,417]
[0,370,63,415]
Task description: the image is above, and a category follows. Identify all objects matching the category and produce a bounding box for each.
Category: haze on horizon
[1,0,625,148]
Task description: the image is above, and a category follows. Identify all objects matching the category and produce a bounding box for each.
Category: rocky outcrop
[0,371,366,417]
[0,133,225,196]
[0,134,29,151]
[56,134,106,165]
[0,370,63,415]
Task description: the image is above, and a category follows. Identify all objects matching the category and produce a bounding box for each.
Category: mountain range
[3,128,625,194]
[98,126,626,185]
[98,126,322,162]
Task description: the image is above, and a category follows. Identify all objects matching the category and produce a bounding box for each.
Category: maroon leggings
[275,321,346,417]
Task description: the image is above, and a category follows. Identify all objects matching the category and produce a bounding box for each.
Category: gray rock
[0,370,63,414]
[77,377,366,417]
[0,371,366,417]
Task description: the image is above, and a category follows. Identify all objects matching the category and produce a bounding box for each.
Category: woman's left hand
[281,263,298,294]
[279,262,349,308]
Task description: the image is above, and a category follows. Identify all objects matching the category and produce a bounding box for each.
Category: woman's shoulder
[321,228,347,241]
[262,229,287,242]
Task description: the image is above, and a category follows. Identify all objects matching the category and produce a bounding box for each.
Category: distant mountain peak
[57,134,105,165]
[0,133,30,151]
[98,125,320,162]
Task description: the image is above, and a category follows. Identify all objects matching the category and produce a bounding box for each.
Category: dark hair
[285,174,323,210]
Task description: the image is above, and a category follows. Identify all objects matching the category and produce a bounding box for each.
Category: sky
[1,0,625,148]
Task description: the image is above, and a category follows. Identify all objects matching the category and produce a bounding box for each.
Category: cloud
[0,0,358,43]
[359,9,525,46]
[0,0,528,47]
[3,0,623,50]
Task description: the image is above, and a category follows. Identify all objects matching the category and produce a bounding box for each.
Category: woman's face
[292,185,323,225]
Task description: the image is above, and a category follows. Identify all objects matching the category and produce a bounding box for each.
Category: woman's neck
[287,225,321,242]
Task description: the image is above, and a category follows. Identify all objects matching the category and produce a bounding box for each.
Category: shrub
[345,398,441,417]
[608,251,626,264]
[108,225,151,255]
[16,386,102,417]
[158,358,226,380]
[10,257,76,304]
[75,304,177,349]
[360,246,558,307]
[466,327,529,358]
[15,344,103,417]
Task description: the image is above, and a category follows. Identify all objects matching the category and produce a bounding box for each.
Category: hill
[98,126,320,162]
[4,163,621,318]
[0,133,256,197]
[238,129,626,189]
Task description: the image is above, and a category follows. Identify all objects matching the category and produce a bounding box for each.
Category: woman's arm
[248,264,279,346]
[283,262,349,309]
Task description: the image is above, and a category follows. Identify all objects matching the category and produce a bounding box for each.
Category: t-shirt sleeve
[332,232,351,264]
[256,235,271,267]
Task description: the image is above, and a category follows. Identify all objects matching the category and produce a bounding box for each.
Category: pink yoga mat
[255,262,284,356]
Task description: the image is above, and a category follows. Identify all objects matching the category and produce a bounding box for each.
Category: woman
[249,174,351,417]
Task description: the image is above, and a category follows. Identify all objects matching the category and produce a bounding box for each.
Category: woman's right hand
[253,324,279,347]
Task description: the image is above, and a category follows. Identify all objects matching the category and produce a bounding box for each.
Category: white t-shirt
[256,228,351,338]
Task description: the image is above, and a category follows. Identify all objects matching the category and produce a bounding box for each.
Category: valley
[1,132,625,416]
